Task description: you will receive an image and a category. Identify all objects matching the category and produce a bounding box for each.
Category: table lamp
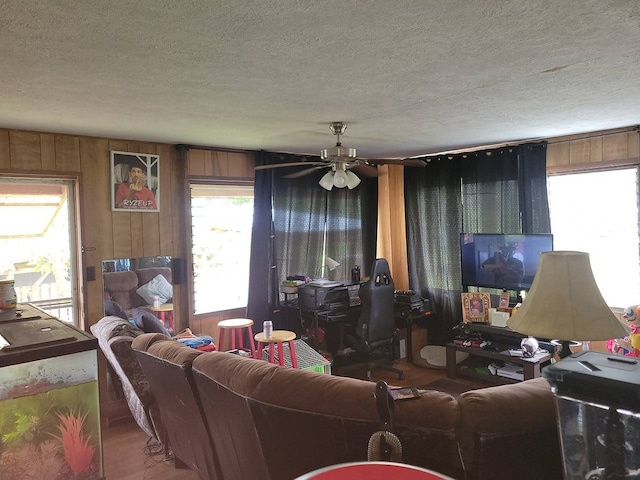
[316,256,341,281]
[507,251,629,358]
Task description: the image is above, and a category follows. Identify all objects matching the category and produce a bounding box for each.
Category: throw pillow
[104,299,129,321]
[136,274,173,305]
[131,307,171,337]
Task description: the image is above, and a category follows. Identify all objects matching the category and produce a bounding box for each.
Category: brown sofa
[131,333,563,480]
[103,267,172,312]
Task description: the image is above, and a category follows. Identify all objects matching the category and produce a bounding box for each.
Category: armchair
[352,258,404,381]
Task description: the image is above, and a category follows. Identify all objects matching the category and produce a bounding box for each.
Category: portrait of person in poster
[111,152,159,212]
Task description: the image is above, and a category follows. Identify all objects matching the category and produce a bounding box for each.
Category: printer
[298,284,350,311]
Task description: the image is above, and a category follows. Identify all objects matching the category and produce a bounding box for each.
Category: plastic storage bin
[543,351,640,480]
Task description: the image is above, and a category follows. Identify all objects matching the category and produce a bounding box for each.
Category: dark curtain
[404,142,550,344]
[247,151,279,325]
[247,152,377,328]
[405,157,463,345]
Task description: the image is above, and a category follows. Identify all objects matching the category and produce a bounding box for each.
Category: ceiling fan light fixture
[319,171,335,190]
[345,170,361,189]
[333,168,348,188]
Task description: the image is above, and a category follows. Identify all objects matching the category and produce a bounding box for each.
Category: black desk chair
[352,258,404,381]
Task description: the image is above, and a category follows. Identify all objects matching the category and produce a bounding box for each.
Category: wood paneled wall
[547,128,640,171]
[0,128,186,331]
[377,164,410,290]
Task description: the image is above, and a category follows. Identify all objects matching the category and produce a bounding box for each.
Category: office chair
[352,258,404,381]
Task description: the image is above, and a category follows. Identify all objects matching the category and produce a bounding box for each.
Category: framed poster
[461,292,491,323]
[111,151,159,212]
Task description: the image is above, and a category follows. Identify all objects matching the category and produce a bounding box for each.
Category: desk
[148,303,174,332]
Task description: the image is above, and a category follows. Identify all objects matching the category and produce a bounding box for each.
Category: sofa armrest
[456,377,563,480]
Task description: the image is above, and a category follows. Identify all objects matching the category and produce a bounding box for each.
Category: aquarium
[0,304,103,480]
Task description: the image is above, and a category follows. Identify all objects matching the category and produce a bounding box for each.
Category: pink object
[295,462,454,480]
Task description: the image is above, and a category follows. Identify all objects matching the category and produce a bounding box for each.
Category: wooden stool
[217,318,256,358]
[254,330,298,368]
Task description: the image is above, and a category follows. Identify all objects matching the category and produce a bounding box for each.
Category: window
[547,167,640,308]
[190,183,254,314]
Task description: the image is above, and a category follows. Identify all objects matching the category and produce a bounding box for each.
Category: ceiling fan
[255,122,427,190]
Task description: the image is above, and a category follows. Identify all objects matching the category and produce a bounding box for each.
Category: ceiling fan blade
[284,166,328,178]
[367,158,427,167]
[255,161,326,170]
[351,164,379,177]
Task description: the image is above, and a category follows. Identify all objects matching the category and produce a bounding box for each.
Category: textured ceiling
[1,1,639,159]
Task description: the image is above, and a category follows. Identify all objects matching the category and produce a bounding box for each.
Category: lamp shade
[345,170,361,189]
[333,169,348,188]
[326,256,340,271]
[319,172,334,190]
[507,251,628,341]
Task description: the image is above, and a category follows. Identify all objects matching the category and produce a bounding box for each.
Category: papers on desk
[0,333,10,349]
[307,279,343,287]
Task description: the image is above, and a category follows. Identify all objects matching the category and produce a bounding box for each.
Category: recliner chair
[352,258,404,381]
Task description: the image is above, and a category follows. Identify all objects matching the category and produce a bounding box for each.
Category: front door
[0,177,80,325]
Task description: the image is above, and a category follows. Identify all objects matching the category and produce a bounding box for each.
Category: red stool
[217,318,256,358]
[254,330,298,368]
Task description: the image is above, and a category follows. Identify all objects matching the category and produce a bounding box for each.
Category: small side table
[255,330,299,368]
[148,303,174,333]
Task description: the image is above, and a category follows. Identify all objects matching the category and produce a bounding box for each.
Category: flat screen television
[460,233,553,291]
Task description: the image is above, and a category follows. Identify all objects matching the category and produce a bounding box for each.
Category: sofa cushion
[136,273,173,305]
[147,339,204,365]
[456,377,563,480]
[132,332,176,353]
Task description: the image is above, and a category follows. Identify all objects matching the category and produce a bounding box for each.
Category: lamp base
[551,340,581,359]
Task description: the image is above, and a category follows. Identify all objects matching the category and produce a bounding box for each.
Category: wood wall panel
[590,137,603,163]
[569,139,590,164]
[40,134,56,170]
[0,130,9,169]
[159,144,178,256]
[548,129,639,172]
[227,151,254,177]
[376,165,409,290]
[55,135,81,171]
[629,132,640,159]
[10,131,41,170]
[187,149,206,176]
[208,151,223,176]
[79,137,112,325]
[602,133,629,161]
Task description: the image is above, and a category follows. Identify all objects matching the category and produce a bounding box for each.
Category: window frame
[187,178,255,317]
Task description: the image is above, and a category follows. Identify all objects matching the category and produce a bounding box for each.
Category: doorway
[0,177,80,325]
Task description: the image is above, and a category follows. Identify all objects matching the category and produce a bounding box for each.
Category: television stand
[446,342,552,384]
[446,324,553,384]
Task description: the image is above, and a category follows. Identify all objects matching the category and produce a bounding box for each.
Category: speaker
[171,258,186,284]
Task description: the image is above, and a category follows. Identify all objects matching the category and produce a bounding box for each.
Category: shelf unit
[446,342,552,385]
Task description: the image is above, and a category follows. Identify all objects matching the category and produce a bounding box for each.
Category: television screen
[460,233,553,291]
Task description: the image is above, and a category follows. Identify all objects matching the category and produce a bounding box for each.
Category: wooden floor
[102,358,484,480]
